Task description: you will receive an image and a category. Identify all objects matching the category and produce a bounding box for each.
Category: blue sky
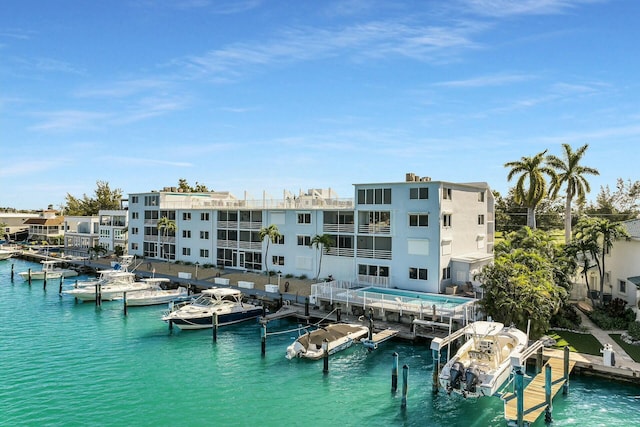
[1,0,638,210]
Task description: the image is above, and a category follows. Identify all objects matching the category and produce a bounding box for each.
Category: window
[131,196,139,203]
[182,248,191,256]
[131,227,139,235]
[183,212,191,221]
[144,195,159,206]
[297,235,311,246]
[274,235,285,245]
[478,215,485,225]
[358,188,392,204]
[409,214,429,227]
[358,264,389,277]
[201,212,210,221]
[182,230,191,238]
[200,249,209,258]
[132,212,139,219]
[409,267,428,280]
[443,214,452,227]
[410,187,429,200]
[297,213,311,224]
[200,231,209,239]
[131,243,138,250]
[478,191,485,202]
[272,255,285,266]
[442,267,451,280]
[443,188,452,200]
[619,280,626,293]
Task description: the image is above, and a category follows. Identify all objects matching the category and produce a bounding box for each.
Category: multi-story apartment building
[127,173,494,294]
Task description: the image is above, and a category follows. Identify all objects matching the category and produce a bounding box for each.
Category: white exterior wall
[127,178,494,293]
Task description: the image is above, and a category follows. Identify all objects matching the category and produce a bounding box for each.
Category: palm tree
[504,150,555,229]
[310,234,334,280]
[547,143,600,244]
[157,216,176,261]
[88,244,107,260]
[259,224,281,284]
[573,217,629,306]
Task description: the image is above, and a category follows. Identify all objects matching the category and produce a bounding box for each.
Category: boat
[285,323,370,360]
[19,260,78,280]
[437,321,528,398]
[61,272,152,301]
[72,256,135,288]
[121,278,189,306]
[0,249,17,260]
[161,288,263,330]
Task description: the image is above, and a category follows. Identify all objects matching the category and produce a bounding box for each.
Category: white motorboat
[435,321,528,398]
[122,278,189,306]
[61,272,151,301]
[162,288,263,330]
[0,249,16,260]
[285,323,370,360]
[19,260,78,280]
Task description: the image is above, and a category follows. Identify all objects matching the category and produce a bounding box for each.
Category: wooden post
[261,323,267,357]
[401,365,409,409]
[28,268,32,285]
[11,264,14,281]
[123,291,128,316]
[322,339,329,374]
[336,307,341,322]
[536,346,544,374]
[43,271,47,290]
[305,297,309,317]
[544,363,553,423]
[73,280,78,303]
[391,352,399,393]
[563,346,570,395]
[59,276,64,295]
[515,368,524,427]
[432,350,440,394]
[368,311,373,341]
[212,313,218,342]
[96,283,102,307]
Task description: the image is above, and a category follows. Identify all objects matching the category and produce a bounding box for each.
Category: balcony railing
[356,248,392,260]
[357,224,391,234]
[323,224,355,233]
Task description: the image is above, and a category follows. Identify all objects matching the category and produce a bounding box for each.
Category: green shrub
[298,274,308,280]
[285,274,294,279]
[628,321,640,341]
[551,304,582,330]
[589,306,634,330]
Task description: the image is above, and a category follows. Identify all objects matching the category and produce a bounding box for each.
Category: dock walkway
[502,356,576,425]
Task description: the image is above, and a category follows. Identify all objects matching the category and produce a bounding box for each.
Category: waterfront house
[127,174,494,294]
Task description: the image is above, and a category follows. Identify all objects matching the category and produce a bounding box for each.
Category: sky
[1,0,639,210]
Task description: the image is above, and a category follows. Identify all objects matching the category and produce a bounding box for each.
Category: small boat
[19,260,78,280]
[437,321,528,398]
[285,323,370,360]
[61,272,151,301]
[0,249,17,260]
[122,278,189,306]
[162,288,263,330]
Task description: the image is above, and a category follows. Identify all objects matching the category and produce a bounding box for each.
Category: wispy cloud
[0,159,68,177]
[75,79,171,98]
[29,110,110,132]
[175,20,484,81]
[105,156,193,168]
[459,0,601,18]
[539,123,640,144]
[434,73,536,87]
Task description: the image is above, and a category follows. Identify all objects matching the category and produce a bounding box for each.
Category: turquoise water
[1,259,638,427]
[359,286,468,308]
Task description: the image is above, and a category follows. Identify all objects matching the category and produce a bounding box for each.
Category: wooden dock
[502,356,576,425]
[361,328,400,350]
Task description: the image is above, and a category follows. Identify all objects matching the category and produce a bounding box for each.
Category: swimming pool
[358,286,470,306]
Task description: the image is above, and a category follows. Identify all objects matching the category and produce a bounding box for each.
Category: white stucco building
[127,174,494,293]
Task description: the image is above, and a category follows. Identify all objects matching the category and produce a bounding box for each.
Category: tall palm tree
[310,234,334,280]
[547,143,600,244]
[157,216,176,261]
[504,150,555,229]
[259,224,281,284]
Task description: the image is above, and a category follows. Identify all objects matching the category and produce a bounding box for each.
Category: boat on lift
[122,278,189,306]
[19,260,78,280]
[435,321,528,398]
[61,272,151,301]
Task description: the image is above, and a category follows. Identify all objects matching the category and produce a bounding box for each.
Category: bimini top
[202,288,243,299]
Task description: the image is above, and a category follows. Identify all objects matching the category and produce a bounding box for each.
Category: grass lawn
[610,334,640,363]
[548,330,603,356]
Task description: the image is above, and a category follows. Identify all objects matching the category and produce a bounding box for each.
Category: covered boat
[436,321,528,398]
[285,323,370,360]
[19,260,78,280]
[161,288,262,330]
[61,272,151,301]
[123,278,189,306]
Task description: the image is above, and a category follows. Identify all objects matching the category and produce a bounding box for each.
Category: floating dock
[361,328,400,350]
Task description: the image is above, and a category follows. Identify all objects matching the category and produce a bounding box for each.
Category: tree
[547,143,600,244]
[477,228,570,338]
[259,224,281,284]
[88,244,107,260]
[504,150,555,229]
[177,179,209,193]
[310,234,334,280]
[584,178,640,222]
[64,181,123,216]
[157,216,176,261]
[572,217,629,306]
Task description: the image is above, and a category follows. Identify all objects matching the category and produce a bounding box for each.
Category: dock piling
[545,363,553,423]
[11,264,14,281]
[322,339,329,374]
[59,276,64,295]
[123,291,128,316]
[261,323,266,357]
[515,368,524,427]
[212,313,218,342]
[336,308,341,322]
[391,352,399,393]
[432,349,440,394]
[305,297,309,317]
[563,346,570,395]
[28,268,32,286]
[43,271,47,289]
[401,365,409,409]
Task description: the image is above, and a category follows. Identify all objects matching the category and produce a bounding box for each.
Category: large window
[272,255,285,266]
[200,249,209,258]
[357,188,391,204]
[183,212,191,221]
[358,264,389,277]
[201,212,210,221]
[297,213,311,224]
[182,248,191,256]
[182,230,191,238]
[409,214,429,227]
[297,235,311,246]
[410,187,429,200]
[409,267,428,280]
[200,231,209,239]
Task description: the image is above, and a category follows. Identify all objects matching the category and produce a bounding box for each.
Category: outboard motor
[464,366,480,396]
[447,361,465,393]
